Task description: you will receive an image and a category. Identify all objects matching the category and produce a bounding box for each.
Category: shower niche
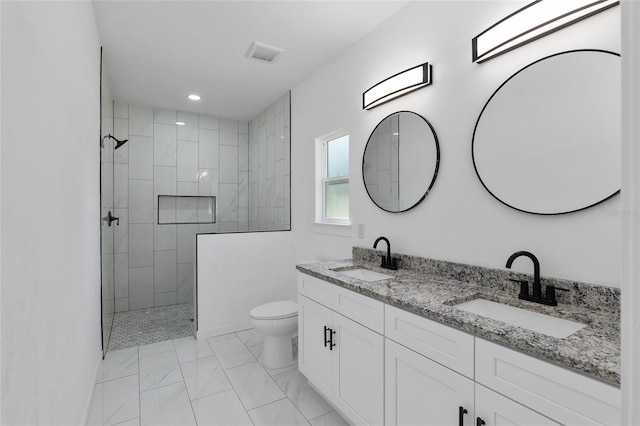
[158,195,216,225]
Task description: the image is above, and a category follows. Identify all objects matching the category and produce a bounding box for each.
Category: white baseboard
[82,349,103,425]
[196,321,252,340]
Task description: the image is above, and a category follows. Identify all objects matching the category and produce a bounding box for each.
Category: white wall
[196,231,296,338]
[620,2,640,422]
[0,0,3,422]
[291,1,621,287]
[1,2,102,424]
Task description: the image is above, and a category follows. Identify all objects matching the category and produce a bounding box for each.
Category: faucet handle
[545,285,569,304]
[509,278,529,297]
[388,257,399,270]
[379,255,400,270]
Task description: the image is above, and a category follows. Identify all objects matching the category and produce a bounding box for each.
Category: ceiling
[93,1,409,121]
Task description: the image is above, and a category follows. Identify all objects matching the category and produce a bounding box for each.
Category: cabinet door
[386,339,474,426]
[298,295,334,398]
[476,338,620,425]
[475,384,560,426]
[332,312,384,425]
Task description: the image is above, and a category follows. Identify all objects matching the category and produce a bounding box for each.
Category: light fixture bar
[472,0,619,63]
[363,62,432,110]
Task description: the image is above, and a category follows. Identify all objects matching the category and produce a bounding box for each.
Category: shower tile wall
[363,113,399,211]
[112,103,250,312]
[249,92,291,231]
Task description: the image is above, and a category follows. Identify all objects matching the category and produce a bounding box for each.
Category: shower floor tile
[107,303,194,352]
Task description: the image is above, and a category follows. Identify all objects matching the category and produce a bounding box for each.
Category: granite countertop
[296,258,620,386]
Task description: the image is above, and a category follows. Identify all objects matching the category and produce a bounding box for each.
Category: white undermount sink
[454,298,586,338]
[338,268,393,282]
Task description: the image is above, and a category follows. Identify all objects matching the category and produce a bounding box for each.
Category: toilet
[250,300,298,369]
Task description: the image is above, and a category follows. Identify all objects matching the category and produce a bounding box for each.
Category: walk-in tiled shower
[101,88,290,351]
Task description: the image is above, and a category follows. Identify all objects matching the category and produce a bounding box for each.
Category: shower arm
[101,134,128,150]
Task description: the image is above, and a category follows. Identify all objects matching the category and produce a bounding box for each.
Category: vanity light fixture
[472,0,619,63]
[362,62,432,110]
[176,121,186,126]
[188,94,201,101]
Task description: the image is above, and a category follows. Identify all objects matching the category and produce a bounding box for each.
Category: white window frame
[315,129,350,228]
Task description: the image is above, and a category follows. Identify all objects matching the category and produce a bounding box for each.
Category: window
[317,131,349,224]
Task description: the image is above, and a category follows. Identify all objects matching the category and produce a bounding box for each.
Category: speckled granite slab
[296,249,620,386]
[353,247,620,313]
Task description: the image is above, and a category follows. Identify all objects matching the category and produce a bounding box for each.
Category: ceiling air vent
[245,42,284,64]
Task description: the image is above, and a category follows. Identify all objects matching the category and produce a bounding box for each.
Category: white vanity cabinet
[298,272,621,426]
[298,274,384,425]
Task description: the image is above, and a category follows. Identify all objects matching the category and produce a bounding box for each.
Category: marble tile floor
[107,303,195,352]
[87,328,349,426]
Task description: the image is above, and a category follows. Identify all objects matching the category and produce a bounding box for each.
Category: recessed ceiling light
[188,94,201,101]
[176,121,186,126]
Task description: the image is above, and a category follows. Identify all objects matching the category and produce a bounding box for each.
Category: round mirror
[472,50,621,215]
[363,111,440,212]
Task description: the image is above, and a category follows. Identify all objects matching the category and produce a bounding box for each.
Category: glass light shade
[473,0,619,63]
[363,63,432,110]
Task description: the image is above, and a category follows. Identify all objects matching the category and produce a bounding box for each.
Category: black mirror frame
[362,110,441,213]
[471,49,620,216]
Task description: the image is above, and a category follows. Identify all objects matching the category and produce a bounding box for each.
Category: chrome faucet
[373,236,399,270]
[505,250,567,306]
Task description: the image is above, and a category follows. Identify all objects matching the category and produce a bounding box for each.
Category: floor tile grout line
[261,354,319,422]
[174,339,200,425]
[206,333,257,424]
[245,395,289,414]
[139,376,186,394]
[232,331,310,421]
[270,372,316,422]
[236,332,326,424]
[139,349,184,394]
[96,372,139,385]
[209,332,258,371]
[112,417,140,426]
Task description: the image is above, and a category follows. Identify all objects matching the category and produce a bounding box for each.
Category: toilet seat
[250,300,298,320]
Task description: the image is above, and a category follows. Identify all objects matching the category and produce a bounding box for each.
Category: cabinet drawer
[332,285,384,334]
[475,338,621,425]
[385,304,474,378]
[298,273,333,307]
[475,384,560,425]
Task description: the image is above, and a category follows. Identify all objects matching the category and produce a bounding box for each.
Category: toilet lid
[250,300,298,320]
